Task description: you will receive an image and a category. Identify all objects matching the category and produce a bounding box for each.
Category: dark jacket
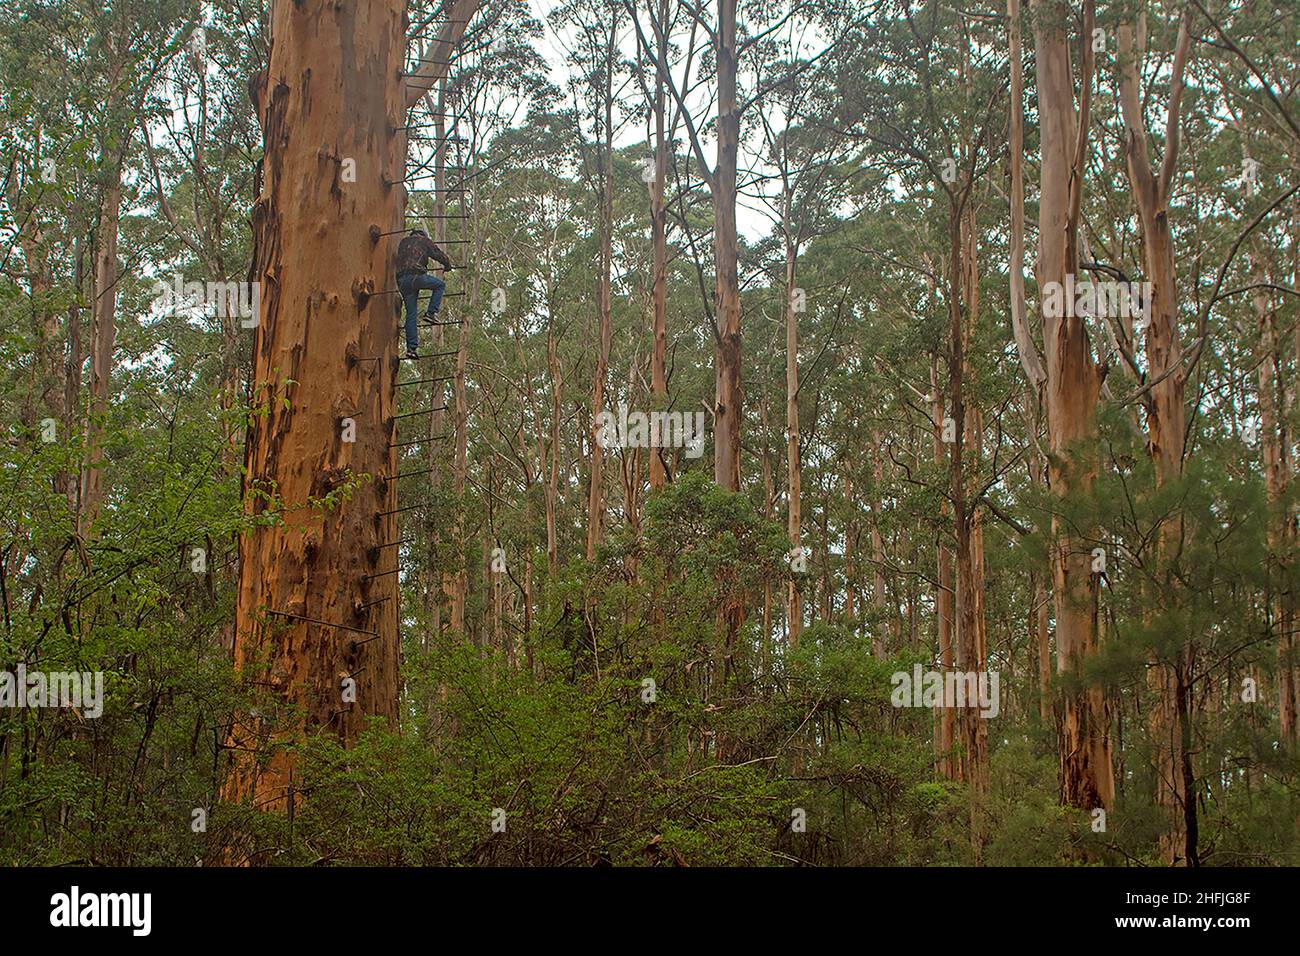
[395,234,451,277]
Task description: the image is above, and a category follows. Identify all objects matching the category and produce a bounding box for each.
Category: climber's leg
[419,273,446,319]
[398,273,421,353]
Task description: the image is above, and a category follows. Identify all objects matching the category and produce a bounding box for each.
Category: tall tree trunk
[844,472,857,626]
[953,199,989,798]
[1011,0,1051,728]
[1007,0,1047,397]
[79,155,125,538]
[65,237,85,517]
[586,69,614,561]
[784,212,801,647]
[760,397,776,665]
[871,434,887,656]
[1031,570,1050,719]
[623,360,643,545]
[932,354,956,780]
[223,0,404,813]
[711,0,743,691]
[1117,11,1195,864]
[1257,274,1296,746]
[1025,401,1053,722]
[712,0,741,493]
[1032,0,1115,811]
[648,0,669,492]
[26,235,64,435]
[546,311,562,576]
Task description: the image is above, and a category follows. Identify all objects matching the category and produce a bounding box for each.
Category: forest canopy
[1,0,1298,868]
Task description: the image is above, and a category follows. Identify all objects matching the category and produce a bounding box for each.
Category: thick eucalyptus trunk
[224,0,405,812]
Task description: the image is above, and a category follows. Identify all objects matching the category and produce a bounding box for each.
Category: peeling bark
[223,0,406,814]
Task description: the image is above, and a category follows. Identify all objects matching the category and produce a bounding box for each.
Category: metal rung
[378,501,432,516]
[396,374,455,387]
[266,609,377,637]
[390,435,450,448]
[394,405,449,419]
[381,467,436,481]
[399,349,458,361]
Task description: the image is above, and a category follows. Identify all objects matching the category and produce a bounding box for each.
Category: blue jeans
[397,272,446,352]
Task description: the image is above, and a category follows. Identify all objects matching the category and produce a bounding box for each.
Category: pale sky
[525,0,810,243]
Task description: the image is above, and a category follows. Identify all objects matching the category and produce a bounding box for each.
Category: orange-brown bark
[224,0,406,813]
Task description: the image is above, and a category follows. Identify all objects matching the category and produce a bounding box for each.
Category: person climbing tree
[395,227,452,359]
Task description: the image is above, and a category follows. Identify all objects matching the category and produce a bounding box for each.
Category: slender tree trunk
[1007,0,1047,397]
[845,473,857,626]
[760,397,776,667]
[546,313,562,575]
[1117,12,1195,863]
[1011,0,1052,726]
[932,354,956,779]
[1257,276,1296,747]
[586,68,614,561]
[711,0,743,691]
[785,214,802,647]
[712,0,741,493]
[954,199,989,798]
[79,155,125,538]
[65,237,85,517]
[623,360,643,545]
[1032,0,1115,811]
[871,435,887,656]
[26,236,64,434]
[648,0,669,492]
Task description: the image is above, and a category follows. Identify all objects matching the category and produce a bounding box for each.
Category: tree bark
[223,0,405,813]
[785,207,802,647]
[1032,0,1115,811]
[1117,11,1195,864]
[1257,271,1296,746]
[586,36,615,561]
[79,155,125,538]
[1007,0,1047,396]
[932,354,956,780]
[712,0,741,493]
[953,199,988,797]
[648,0,669,492]
[711,0,743,687]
